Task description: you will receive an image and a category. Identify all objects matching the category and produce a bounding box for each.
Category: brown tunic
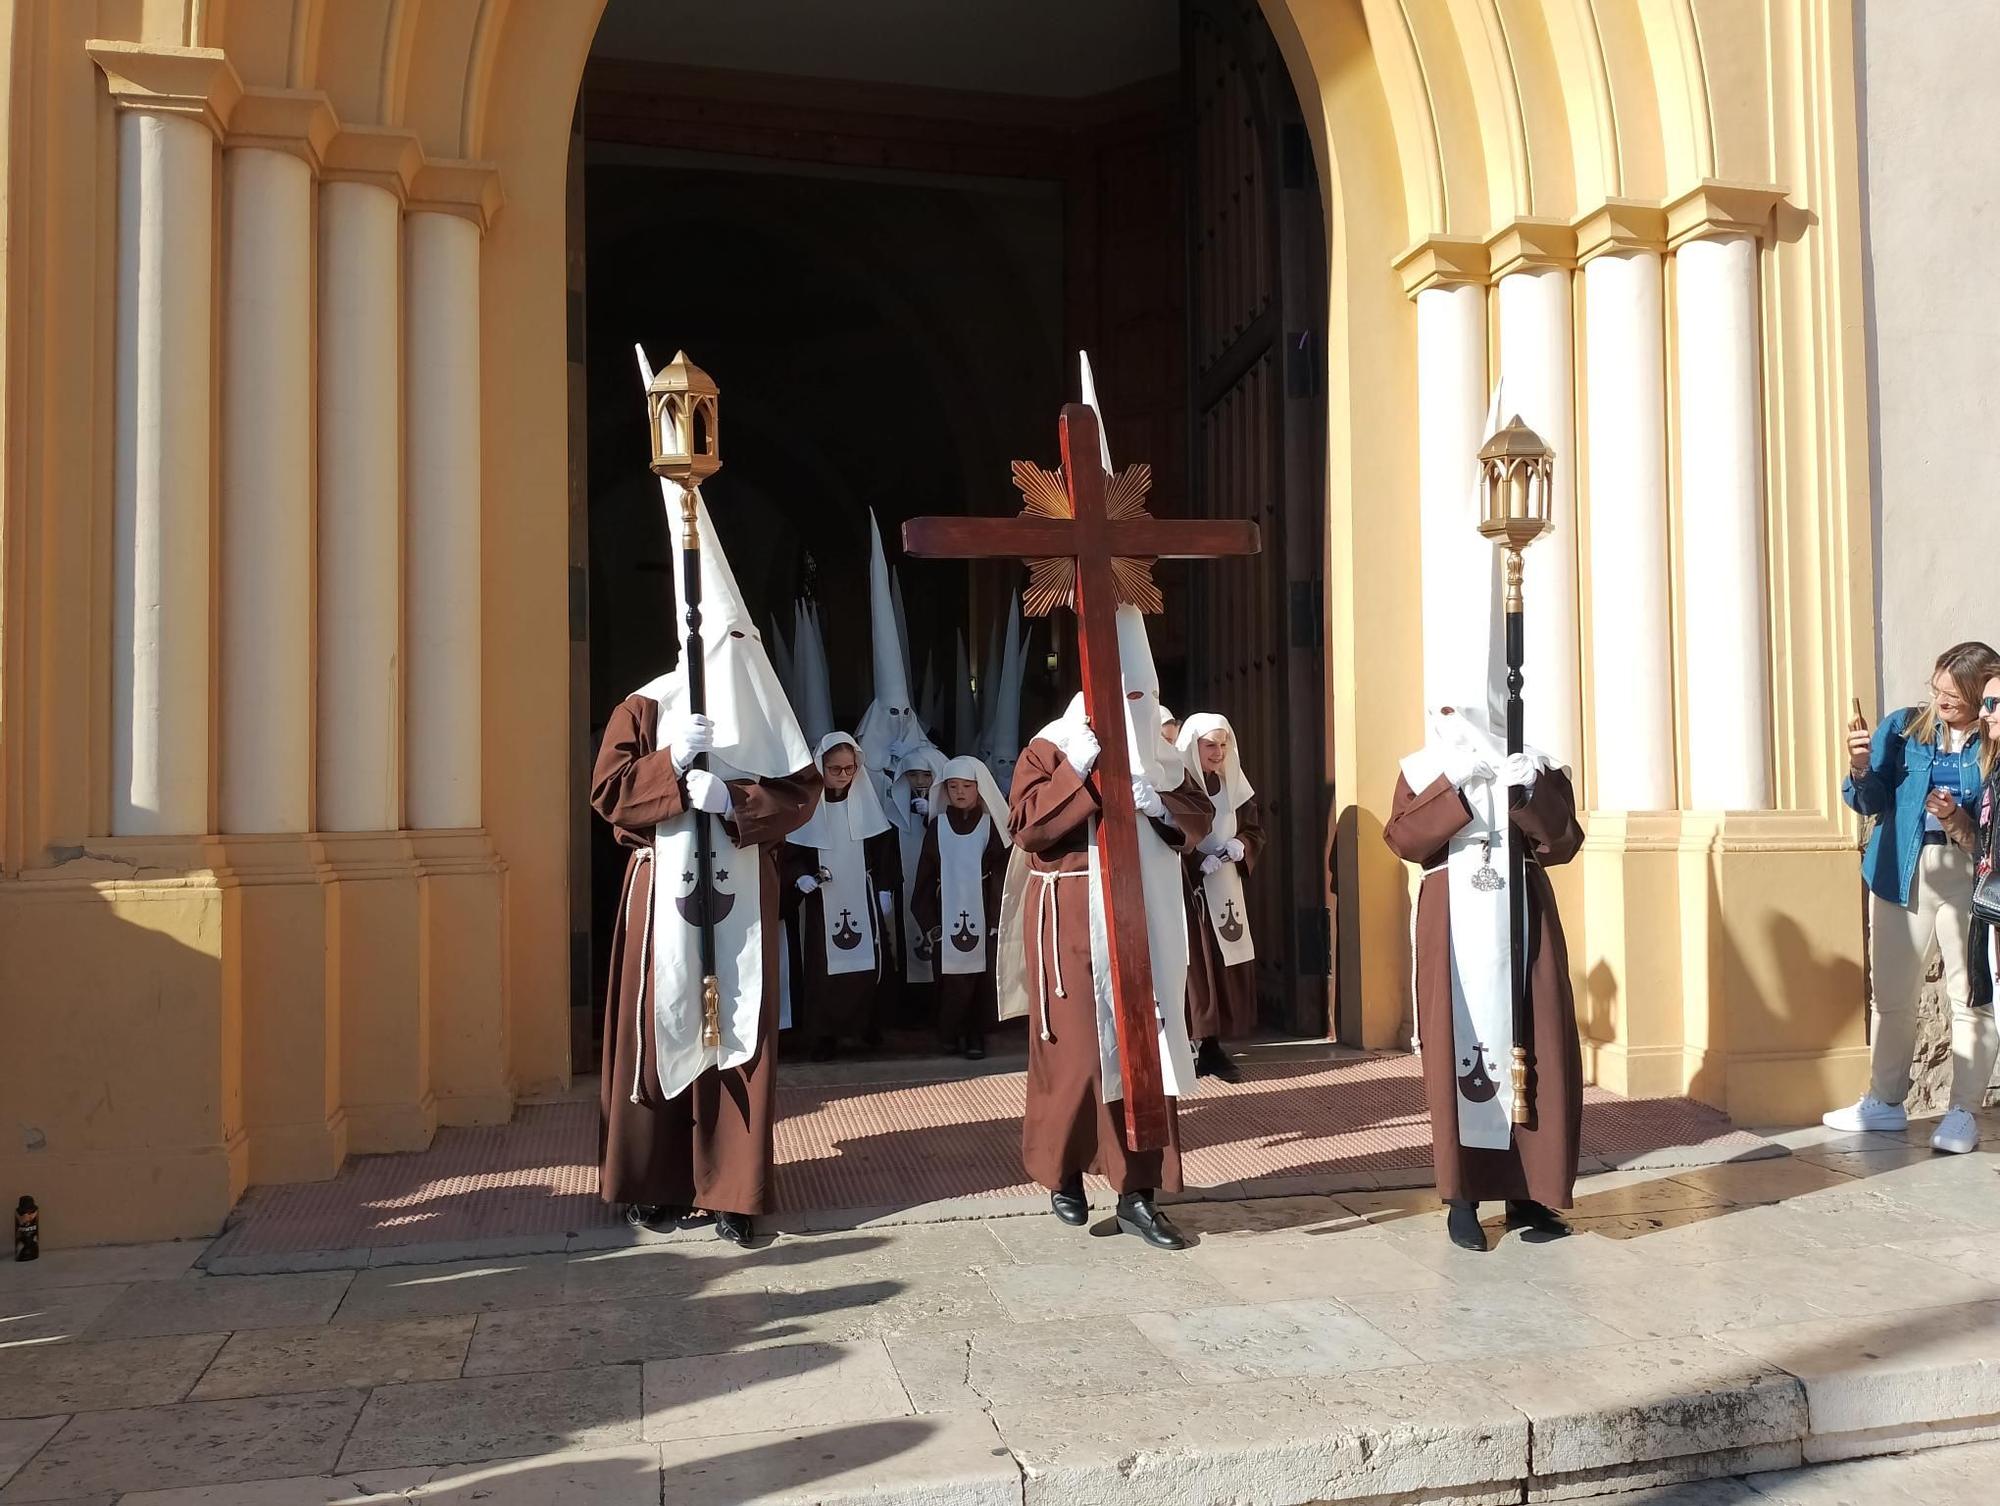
[1009,737,1214,1195]
[591,693,821,1215]
[1183,785,1266,1042]
[1382,768,1585,1207]
[780,812,903,1044]
[911,805,1007,1045]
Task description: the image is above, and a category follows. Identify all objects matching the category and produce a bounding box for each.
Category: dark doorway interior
[567,0,1327,1065]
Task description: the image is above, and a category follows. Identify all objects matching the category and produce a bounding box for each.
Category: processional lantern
[637,344,724,1047]
[646,349,722,485]
[1474,414,1554,1127]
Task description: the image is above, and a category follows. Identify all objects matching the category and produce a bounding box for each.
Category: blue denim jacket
[1844,706,1987,905]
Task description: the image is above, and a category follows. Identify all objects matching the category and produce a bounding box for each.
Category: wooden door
[1182,0,1332,1038]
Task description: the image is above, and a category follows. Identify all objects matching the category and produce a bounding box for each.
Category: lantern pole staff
[1475,417,1555,1126]
[640,346,724,1049]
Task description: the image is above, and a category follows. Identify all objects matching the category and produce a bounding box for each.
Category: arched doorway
[566,0,1333,1069]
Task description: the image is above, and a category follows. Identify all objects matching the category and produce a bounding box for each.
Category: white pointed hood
[635,491,812,781]
[792,598,836,746]
[858,510,925,777]
[989,601,1027,784]
[1033,607,1185,792]
[976,614,1004,757]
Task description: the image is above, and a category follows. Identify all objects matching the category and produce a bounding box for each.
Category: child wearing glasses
[1828,641,2000,1154]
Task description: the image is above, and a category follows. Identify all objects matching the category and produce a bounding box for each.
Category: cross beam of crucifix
[903,402,1259,1150]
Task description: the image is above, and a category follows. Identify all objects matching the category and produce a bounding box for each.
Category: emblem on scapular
[1217,899,1245,943]
[831,909,863,950]
[675,866,736,926]
[949,910,980,953]
[1457,1043,1500,1103]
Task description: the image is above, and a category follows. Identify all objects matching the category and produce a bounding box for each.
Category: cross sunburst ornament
[1011,459,1165,617]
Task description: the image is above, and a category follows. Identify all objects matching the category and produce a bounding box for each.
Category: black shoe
[623,1203,689,1234]
[1446,1200,1488,1252]
[809,1037,836,1063]
[714,1211,754,1246]
[1195,1038,1243,1084]
[1115,1191,1189,1251]
[964,1038,987,1061]
[1050,1176,1089,1226]
[1506,1199,1571,1239]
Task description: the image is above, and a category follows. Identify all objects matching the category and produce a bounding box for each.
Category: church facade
[0,0,1927,1244]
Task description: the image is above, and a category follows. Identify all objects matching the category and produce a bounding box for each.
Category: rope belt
[623,848,654,1105]
[1029,867,1089,1043]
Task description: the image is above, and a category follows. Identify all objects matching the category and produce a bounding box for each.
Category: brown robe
[1183,785,1266,1042]
[1009,737,1214,1195]
[591,693,821,1215]
[911,805,1007,1046]
[780,810,903,1044]
[1382,768,1585,1207]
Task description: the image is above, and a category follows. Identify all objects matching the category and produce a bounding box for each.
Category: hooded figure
[912,754,1013,1058]
[988,605,1027,790]
[791,600,837,747]
[952,629,979,756]
[1176,712,1265,1076]
[886,741,951,1011]
[857,512,928,792]
[783,730,903,1058]
[1000,352,1215,1252]
[1384,706,1584,1248]
[591,486,822,1245]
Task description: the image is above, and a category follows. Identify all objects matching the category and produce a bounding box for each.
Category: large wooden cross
[903,402,1259,1149]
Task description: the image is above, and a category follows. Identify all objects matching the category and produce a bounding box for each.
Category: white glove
[668,713,715,773]
[910,796,930,817]
[1200,853,1224,876]
[1500,753,1540,792]
[684,768,730,814]
[796,874,820,895]
[1223,837,1246,864]
[1439,745,1495,790]
[1131,779,1167,820]
[1060,724,1100,777]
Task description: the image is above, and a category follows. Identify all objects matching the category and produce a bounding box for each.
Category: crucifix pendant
[1471,837,1505,893]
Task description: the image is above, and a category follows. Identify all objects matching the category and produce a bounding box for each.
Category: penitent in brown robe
[591,693,821,1215]
[911,805,1007,1047]
[1009,737,1214,1195]
[780,815,903,1045]
[1382,767,1585,1208]
[1183,785,1267,1042]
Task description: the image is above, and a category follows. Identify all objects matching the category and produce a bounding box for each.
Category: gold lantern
[646,350,722,484]
[1475,416,1554,609]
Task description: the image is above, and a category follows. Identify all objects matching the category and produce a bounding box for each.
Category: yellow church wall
[0,0,1881,1245]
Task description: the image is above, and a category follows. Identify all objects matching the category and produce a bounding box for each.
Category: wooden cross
[903,402,1259,1149]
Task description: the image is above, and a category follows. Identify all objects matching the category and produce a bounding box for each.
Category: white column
[404,211,483,830]
[1582,249,1674,809]
[318,180,404,832]
[1496,266,1582,767]
[111,110,214,836]
[1676,232,1772,809]
[1415,281,1492,711]
[219,146,314,833]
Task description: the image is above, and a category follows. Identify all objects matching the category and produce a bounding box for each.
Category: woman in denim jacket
[1961,669,2000,1059]
[1826,641,2000,1154]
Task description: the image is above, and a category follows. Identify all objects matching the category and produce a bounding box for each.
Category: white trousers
[1868,842,1999,1109]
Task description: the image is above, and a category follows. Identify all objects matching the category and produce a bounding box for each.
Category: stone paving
[1,1115,1998,1504]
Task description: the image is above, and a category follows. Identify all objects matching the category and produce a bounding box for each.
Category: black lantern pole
[641,347,725,1048]
[1476,417,1555,1125]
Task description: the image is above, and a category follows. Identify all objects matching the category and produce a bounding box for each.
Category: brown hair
[1905,641,2000,778]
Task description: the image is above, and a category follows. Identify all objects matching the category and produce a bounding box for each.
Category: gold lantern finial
[647,350,722,485]
[1476,415,1555,609]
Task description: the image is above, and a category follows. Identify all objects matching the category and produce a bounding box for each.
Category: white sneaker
[1931,1107,1980,1155]
[1821,1094,1908,1133]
